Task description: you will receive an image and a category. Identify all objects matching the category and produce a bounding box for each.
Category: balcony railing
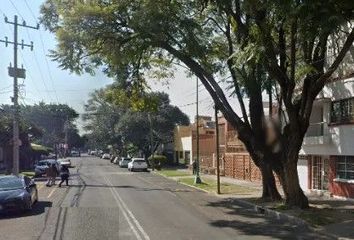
[303,122,331,145]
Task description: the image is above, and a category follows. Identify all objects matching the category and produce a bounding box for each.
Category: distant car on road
[34,159,60,177]
[71,151,80,157]
[0,175,38,213]
[89,150,97,156]
[101,153,111,160]
[119,158,131,168]
[128,158,148,172]
[57,158,72,167]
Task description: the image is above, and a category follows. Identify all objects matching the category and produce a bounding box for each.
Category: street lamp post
[194,77,202,184]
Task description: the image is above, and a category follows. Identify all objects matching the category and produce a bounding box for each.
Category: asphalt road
[0,156,332,240]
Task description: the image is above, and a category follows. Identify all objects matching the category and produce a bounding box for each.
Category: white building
[300,75,354,198]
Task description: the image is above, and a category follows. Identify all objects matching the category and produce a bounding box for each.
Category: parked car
[0,175,38,213]
[71,151,80,157]
[113,157,120,164]
[119,158,132,168]
[89,150,97,155]
[57,158,72,167]
[102,153,111,160]
[34,159,60,177]
[128,158,148,171]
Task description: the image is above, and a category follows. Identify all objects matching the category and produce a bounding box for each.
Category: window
[179,151,183,158]
[184,151,190,162]
[331,98,354,124]
[336,156,354,180]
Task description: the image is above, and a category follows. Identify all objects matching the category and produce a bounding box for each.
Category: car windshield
[134,160,145,163]
[0,177,23,191]
[37,161,48,166]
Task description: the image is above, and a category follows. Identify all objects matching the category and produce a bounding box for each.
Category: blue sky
[0,1,230,131]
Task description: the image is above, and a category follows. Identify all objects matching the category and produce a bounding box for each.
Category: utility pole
[194,77,202,184]
[0,15,39,175]
[215,105,220,194]
[148,113,155,170]
[64,116,69,158]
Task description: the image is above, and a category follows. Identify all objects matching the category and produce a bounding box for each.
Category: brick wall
[224,153,263,182]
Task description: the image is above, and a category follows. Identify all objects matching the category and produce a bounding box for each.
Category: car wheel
[24,199,32,212]
[34,189,39,204]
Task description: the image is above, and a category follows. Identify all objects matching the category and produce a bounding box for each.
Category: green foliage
[148,154,167,169]
[19,102,80,148]
[83,86,189,157]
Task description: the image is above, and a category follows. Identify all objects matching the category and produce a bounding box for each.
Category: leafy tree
[40,0,354,208]
[116,92,190,158]
[82,88,124,152]
[20,102,79,148]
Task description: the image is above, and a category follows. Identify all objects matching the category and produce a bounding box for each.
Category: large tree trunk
[281,153,309,208]
[260,161,282,201]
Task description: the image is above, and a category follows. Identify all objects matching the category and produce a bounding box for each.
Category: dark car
[0,175,38,213]
[34,159,60,177]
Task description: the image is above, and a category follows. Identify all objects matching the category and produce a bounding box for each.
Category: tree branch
[312,28,354,95]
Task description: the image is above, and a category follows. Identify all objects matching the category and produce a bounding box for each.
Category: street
[0,156,329,240]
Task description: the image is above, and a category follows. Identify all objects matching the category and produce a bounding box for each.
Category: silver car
[119,158,131,168]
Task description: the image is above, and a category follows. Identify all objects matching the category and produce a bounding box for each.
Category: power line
[24,28,54,102]
[0,85,12,91]
[23,0,37,21]
[23,0,60,103]
[8,0,54,103]
[19,50,43,98]
[177,96,211,108]
[7,0,24,19]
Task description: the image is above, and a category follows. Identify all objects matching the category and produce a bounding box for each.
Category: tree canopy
[83,88,189,157]
[40,0,354,208]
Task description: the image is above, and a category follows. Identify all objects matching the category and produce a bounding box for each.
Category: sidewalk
[158,168,354,239]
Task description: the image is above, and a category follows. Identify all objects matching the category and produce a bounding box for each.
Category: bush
[148,155,167,170]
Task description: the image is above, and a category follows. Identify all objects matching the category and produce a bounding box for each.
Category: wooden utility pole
[215,105,220,194]
[0,15,38,175]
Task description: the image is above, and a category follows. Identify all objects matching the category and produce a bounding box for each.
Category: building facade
[300,75,354,198]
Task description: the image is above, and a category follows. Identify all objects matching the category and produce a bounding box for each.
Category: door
[297,157,308,191]
[311,156,329,190]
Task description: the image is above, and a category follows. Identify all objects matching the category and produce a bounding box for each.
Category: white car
[128,158,148,172]
[102,153,111,159]
[57,158,71,167]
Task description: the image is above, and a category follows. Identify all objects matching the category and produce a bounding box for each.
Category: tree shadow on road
[205,198,332,240]
[0,201,52,219]
[67,183,193,194]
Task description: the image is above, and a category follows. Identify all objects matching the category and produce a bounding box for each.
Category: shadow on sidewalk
[205,198,333,240]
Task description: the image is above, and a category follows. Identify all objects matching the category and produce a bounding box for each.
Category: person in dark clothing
[192,160,197,175]
[58,164,70,187]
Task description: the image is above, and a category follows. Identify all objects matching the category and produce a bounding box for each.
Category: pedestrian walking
[58,164,70,187]
[45,163,57,187]
[192,160,197,175]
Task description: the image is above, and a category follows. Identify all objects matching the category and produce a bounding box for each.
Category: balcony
[303,122,331,145]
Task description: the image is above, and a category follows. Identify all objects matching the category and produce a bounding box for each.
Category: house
[173,116,215,165]
[300,74,354,199]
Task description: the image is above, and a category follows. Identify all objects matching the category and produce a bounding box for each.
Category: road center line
[103,175,150,240]
[47,188,57,198]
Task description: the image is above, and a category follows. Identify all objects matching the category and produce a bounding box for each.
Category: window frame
[336,156,354,180]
